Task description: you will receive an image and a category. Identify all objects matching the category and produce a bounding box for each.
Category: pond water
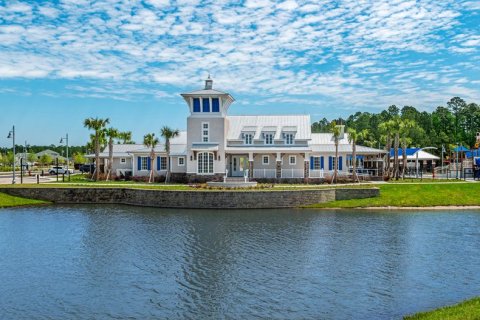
[1,205,479,319]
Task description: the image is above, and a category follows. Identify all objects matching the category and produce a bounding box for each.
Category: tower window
[202,122,209,142]
[193,98,200,112]
[212,98,220,112]
[202,98,210,112]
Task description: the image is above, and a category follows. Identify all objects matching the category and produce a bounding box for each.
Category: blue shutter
[157,156,160,170]
[321,156,324,169]
[147,157,151,170]
[137,156,141,170]
[193,98,200,112]
[202,98,210,112]
[212,98,220,112]
[310,156,314,169]
[328,156,333,170]
[339,156,343,171]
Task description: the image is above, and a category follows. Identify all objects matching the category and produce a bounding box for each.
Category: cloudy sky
[0,0,479,146]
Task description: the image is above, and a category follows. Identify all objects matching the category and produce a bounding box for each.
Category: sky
[0,0,479,147]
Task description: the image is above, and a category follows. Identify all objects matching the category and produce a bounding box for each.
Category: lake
[1,205,479,319]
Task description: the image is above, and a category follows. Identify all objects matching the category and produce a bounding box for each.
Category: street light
[416,147,437,178]
[60,133,69,180]
[7,126,15,184]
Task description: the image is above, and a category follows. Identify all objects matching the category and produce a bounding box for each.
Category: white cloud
[0,0,478,110]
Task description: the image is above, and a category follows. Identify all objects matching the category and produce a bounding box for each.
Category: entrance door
[231,156,249,177]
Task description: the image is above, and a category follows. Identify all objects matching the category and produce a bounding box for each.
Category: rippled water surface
[1,205,480,319]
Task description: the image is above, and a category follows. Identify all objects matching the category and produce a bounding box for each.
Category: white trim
[262,155,269,165]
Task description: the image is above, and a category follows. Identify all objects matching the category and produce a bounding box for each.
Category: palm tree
[391,117,402,180]
[347,128,358,182]
[83,117,110,180]
[400,119,415,179]
[330,121,341,184]
[118,131,134,144]
[105,127,119,181]
[160,126,180,183]
[143,133,159,183]
[379,120,395,179]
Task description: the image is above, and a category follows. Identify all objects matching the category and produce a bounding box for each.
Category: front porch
[225,152,307,179]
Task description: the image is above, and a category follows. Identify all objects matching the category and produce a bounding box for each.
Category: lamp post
[416,147,437,178]
[7,126,15,184]
[60,133,69,180]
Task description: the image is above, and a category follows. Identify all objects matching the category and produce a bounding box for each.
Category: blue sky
[0,0,479,147]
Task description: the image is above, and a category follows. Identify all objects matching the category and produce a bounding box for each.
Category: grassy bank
[308,182,478,208]
[0,192,49,208]
[404,297,480,320]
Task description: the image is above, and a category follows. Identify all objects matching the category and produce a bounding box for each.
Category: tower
[180,77,235,178]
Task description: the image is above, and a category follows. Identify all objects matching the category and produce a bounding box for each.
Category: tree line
[312,97,480,153]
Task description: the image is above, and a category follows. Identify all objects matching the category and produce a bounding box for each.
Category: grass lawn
[404,297,480,320]
[308,182,479,208]
[0,192,49,208]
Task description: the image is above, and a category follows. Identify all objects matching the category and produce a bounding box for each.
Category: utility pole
[7,126,16,184]
[60,133,69,181]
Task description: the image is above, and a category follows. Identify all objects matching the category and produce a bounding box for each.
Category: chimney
[205,74,213,90]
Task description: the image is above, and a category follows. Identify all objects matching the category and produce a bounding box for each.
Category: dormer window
[243,133,253,145]
[264,133,273,145]
[284,133,294,144]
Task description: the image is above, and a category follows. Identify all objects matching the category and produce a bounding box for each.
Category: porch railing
[281,169,304,178]
[253,169,277,178]
[309,169,324,178]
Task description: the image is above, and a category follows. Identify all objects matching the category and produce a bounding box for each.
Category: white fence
[253,169,277,178]
[281,169,304,178]
[309,169,324,178]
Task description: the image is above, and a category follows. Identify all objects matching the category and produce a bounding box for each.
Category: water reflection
[0,206,479,319]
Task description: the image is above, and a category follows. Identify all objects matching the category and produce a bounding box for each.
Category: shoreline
[314,205,480,210]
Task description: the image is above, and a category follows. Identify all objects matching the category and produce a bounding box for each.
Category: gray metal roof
[227,115,311,140]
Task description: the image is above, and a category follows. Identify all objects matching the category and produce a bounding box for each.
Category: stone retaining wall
[0,187,379,209]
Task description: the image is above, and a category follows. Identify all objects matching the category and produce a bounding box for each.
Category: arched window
[198,152,214,174]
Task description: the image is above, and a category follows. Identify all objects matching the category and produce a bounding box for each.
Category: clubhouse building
[93,78,385,181]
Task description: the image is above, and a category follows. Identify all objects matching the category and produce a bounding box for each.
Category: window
[289,155,296,165]
[202,122,209,142]
[202,98,210,112]
[120,158,126,163]
[178,157,185,166]
[313,157,321,170]
[198,152,214,174]
[193,98,200,112]
[262,155,269,165]
[285,133,294,144]
[141,157,148,171]
[160,157,167,170]
[212,98,220,112]
[244,133,253,145]
[264,133,273,144]
[332,157,337,170]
